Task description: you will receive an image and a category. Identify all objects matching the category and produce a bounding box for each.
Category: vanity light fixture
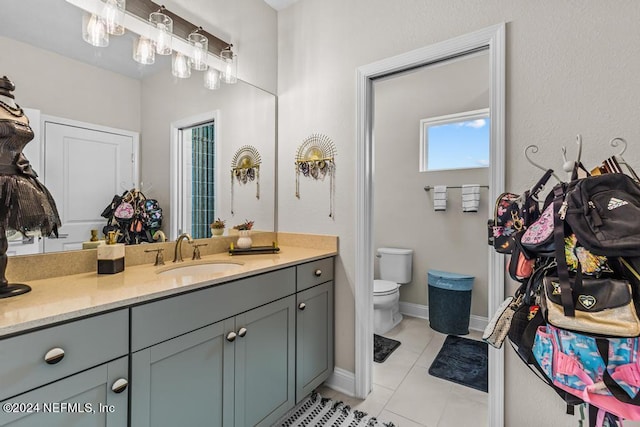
[172,51,191,78]
[204,68,221,90]
[188,28,208,71]
[149,6,172,55]
[133,36,155,64]
[101,0,126,36]
[221,45,238,84]
[82,12,109,47]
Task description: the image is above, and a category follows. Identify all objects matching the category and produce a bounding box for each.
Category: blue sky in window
[427,118,490,170]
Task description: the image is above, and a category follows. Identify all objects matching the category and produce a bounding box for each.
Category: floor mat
[428,335,488,392]
[373,334,401,363]
[275,391,395,426]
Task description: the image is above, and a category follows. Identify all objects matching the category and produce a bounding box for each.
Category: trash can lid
[428,270,474,291]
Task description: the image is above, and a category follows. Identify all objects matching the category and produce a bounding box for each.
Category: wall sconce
[82,12,109,47]
[172,51,191,78]
[204,68,221,90]
[221,45,237,84]
[101,0,125,36]
[188,28,208,71]
[133,36,155,64]
[149,7,173,55]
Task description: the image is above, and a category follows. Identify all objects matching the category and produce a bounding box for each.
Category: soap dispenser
[97,231,125,274]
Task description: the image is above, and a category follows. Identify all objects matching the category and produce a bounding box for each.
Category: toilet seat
[374,279,398,296]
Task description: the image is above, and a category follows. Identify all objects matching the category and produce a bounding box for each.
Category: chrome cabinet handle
[226,331,237,342]
[237,327,247,338]
[44,348,65,365]
[314,269,322,277]
[298,302,306,311]
[111,378,128,394]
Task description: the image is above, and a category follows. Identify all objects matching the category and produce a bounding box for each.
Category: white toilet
[374,247,413,335]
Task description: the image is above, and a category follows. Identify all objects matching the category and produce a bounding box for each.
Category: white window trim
[419,107,490,172]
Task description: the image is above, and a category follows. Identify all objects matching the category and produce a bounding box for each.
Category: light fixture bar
[67,0,231,73]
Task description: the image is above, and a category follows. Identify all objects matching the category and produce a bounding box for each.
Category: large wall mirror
[0,0,276,253]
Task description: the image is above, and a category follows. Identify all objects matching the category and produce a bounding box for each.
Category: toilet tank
[377,248,413,284]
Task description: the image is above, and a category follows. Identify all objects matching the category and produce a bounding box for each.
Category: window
[419,108,490,171]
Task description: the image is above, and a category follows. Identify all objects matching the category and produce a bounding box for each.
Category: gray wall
[0,37,141,132]
[139,72,276,233]
[373,53,489,318]
[276,1,640,426]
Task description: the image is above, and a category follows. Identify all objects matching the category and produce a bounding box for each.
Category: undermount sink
[157,261,244,277]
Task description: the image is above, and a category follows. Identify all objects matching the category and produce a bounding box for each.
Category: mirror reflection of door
[178,120,218,239]
[43,120,138,252]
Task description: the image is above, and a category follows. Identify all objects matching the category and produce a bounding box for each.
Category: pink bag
[114,202,134,219]
[533,324,640,424]
[521,203,555,256]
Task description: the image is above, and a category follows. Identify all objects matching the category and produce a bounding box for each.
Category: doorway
[355,24,506,426]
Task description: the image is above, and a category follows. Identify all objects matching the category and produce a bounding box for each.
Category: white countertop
[0,246,337,337]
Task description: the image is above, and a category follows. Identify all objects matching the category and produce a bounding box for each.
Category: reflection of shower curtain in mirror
[190,122,216,238]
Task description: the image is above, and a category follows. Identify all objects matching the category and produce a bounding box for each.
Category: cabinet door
[234,296,295,427]
[130,319,235,427]
[296,281,334,402]
[0,357,128,427]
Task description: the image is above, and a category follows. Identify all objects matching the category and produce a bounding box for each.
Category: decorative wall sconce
[70,0,237,90]
[82,12,109,47]
[221,45,238,84]
[149,7,173,55]
[102,0,126,35]
[230,146,262,215]
[295,134,337,218]
[188,28,208,71]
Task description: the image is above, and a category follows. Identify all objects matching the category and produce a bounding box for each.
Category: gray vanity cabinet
[233,295,296,427]
[295,281,334,402]
[130,267,298,427]
[130,319,234,427]
[0,358,128,427]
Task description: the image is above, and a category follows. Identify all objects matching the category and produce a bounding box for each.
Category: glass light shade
[220,48,237,84]
[188,32,208,71]
[101,0,125,36]
[149,12,173,55]
[133,36,155,65]
[82,13,109,47]
[172,52,191,78]
[204,68,221,90]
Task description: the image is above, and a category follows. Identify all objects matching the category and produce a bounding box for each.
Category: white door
[43,120,137,253]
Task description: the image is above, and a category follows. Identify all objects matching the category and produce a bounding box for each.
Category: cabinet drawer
[131,267,296,351]
[296,258,334,291]
[0,309,129,401]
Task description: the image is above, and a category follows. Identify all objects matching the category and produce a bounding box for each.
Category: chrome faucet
[173,233,194,263]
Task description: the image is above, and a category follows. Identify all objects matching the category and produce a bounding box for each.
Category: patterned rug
[373,334,401,363]
[428,335,488,392]
[275,392,395,426]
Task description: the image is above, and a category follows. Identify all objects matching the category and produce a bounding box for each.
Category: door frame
[169,110,220,241]
[355,23,506,426]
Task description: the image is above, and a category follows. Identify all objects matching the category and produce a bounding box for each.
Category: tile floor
[318,315,487,427]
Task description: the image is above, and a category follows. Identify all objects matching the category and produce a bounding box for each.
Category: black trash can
[428,270,474,335]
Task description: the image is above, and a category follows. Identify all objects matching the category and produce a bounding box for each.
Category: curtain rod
[424,185,490,191]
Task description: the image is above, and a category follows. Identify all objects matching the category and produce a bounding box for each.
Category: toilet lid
[374,280,398,295]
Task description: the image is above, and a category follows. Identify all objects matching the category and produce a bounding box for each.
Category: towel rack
[424,185,489,192]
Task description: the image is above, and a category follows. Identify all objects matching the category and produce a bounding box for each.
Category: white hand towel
[433,185,447,211]
[462,184,481,212]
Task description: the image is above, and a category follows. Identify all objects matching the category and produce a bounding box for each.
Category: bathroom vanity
[0,241,335,427]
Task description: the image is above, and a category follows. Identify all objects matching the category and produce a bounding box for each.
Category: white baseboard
[399,301,488,332]
[324,367,356,397]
